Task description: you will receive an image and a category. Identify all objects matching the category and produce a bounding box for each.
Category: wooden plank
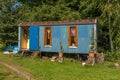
[75,26,78,47]
[50,27,52,46]
[94,23,97,53]
[44,27,47,46]
[68,27,71,46]
[20,19,97,27]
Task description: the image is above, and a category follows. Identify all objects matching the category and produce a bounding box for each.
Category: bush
[106,50,120,61]
[0,43,5,51]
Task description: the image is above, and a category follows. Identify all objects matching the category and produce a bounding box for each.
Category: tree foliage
[0,0,120,52]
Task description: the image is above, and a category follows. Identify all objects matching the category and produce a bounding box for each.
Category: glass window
[44,27,52,46]
[68,26,78,47]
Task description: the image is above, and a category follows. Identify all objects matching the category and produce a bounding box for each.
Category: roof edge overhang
[19,19,97,27]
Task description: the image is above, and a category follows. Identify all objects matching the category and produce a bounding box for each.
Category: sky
[12,2,22,9]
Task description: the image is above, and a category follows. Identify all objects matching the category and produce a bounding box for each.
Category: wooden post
[77,54,80,60]
[93,19,97,53]
[58,52,63,63]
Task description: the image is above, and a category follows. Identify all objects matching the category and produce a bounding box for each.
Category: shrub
[105,50,120,61]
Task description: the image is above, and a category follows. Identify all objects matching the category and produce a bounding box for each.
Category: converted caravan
[18,19,97,55]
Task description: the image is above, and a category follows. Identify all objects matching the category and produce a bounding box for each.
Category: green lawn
[0,53,120,80]
[0,61,25,80]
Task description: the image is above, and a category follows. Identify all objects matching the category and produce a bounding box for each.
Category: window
[68,26,78,48]
[44,27,52,46]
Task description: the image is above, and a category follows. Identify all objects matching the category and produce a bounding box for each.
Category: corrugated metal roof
[19,19,97,27]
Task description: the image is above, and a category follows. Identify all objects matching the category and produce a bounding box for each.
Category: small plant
[106,50,120,61]
[60,41,63,52]
[58,41,63,63]
[31,50,41,59]
[89,44,94,51]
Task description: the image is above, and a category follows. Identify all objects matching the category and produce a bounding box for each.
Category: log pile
[82,52,105,66]
[95,53,105,64]
[82,56,95,66]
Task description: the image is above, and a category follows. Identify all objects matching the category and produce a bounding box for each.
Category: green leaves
[98,0,120,51]
[0,0,120,51]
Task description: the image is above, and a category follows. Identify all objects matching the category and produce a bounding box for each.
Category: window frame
[44,26,52,47]
[68,26,78,48]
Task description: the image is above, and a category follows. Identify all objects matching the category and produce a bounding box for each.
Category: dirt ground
[0,62,36,80]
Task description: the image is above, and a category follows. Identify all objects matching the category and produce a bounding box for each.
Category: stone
[51,56,57,62]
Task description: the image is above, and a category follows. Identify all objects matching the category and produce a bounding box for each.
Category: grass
[0,61,26,80]
[0,53,120,80]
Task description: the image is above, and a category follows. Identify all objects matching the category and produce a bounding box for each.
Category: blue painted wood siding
[29,26,39,50]
[19,24,95,54]
[39,24,94,54]
[40,26,61,52]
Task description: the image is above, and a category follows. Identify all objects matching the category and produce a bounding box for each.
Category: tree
[0,0,22,46]
[98,0,120,51]
[0,0,120,52]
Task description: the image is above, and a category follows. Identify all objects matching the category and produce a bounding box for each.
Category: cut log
[95,53,105,64]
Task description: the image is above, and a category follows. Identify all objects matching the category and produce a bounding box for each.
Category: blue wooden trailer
[18,19,97,55]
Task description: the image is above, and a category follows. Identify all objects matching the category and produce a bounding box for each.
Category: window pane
[68,26,78,47]
[44,27,52,46]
